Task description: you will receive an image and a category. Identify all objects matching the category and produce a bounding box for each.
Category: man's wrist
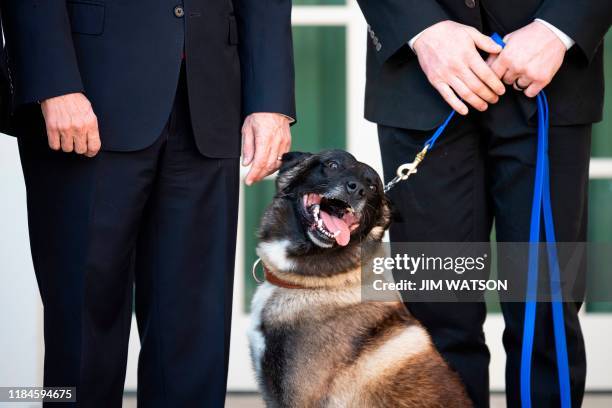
[248,112,294,124]
[408,28,427,52]
[534,19,575,50]
[279,114,295,124]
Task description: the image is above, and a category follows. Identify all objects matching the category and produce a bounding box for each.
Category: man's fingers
[74,132,88,154]
[434,82,468,115]
[467,28,503,54]
[242,113,292,185]
[40,93,100,156]
[245,148,269,186]
[469,55,505,96]
[73,118,90,155]
[86,124,101,158]
[460,67,499,104]
[502,69,520,86]
[281,129,291,156]
[524,82,543,98]
[245,133,270,185]
[241,125,255,166]
[490,52,511,79]
[265,141,282,174]
[265,130,285,172]
[46,127,61,151]
[486,54,498,66]
[449,77,488,112]
[511,76,532,92]
[265,127,291,173]
[60,130,74,153]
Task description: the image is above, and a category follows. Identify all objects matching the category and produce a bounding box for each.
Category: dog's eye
[327,161,339,170]
[369,185,377,192]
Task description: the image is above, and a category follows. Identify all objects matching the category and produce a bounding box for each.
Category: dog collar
[263,265,308,290]
[253,258,359,290]
[253,257,308,289]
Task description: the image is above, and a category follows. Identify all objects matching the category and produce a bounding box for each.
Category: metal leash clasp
[384,145,429,193]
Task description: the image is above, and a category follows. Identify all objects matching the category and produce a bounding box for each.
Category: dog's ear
[276,151,313,192]
[367,193,393,241]
[278,152,313,174]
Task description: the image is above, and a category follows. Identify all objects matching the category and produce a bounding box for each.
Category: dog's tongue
[320,210,350,246]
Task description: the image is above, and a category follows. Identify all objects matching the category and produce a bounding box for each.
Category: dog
[248,150,472,407]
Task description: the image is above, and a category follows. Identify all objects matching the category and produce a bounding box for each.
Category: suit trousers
[18,69,239,407]
[378,93,590,408]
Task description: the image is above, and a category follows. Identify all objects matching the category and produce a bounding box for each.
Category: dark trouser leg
[79,135,164,407]
[133,78,239,408]
[18,132,96,408]
[488,123,590,408]
[378,120,492,408]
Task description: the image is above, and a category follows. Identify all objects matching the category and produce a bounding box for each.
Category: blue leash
[384,33,572,407]
[489,33,572,408]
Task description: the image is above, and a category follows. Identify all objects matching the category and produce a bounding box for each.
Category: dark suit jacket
[0,13,11,133]
[1,0,295,158]
[356,0,612,130]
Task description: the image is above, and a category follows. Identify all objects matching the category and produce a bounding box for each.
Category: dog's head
[257,150,391,277]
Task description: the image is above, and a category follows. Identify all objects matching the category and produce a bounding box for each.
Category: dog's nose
[346,180,365,198]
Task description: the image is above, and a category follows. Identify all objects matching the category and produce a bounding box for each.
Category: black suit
[357,0,611,130]
[2,1,294,406]
[355,0,611,407]
[3,0,294,157]
[0,14,11,132]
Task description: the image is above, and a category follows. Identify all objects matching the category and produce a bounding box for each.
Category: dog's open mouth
[302,193,360,247]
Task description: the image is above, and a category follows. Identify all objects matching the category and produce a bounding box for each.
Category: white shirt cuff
[408,29,427,51]
[535,19,575,50]
[282,114,296,124]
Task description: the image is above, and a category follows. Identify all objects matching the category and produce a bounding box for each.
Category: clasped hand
[414,20,567,113]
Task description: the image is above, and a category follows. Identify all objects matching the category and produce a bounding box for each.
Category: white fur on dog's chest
[247,282,276,378]
[248,279,362,380]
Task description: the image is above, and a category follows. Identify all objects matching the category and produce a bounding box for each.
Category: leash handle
[522,91,572,408]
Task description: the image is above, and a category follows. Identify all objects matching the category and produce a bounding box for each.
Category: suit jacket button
[174,5,185,18]
[375,42,382,52]
[465,0,476,8]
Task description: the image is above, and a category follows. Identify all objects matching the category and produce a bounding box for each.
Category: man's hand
[413,21,505,115]
[40,93,101,157]
[242,112,291,186]
[488,21,567,98]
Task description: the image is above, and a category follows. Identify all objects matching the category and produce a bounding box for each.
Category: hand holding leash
[384,33,572,408]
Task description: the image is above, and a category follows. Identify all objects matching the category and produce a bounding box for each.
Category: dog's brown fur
[248,150,472,407]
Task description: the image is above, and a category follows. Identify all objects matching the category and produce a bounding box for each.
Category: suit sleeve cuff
[534,18,575,50]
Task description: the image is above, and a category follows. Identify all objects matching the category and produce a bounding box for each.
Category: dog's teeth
[317,219,323,228]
